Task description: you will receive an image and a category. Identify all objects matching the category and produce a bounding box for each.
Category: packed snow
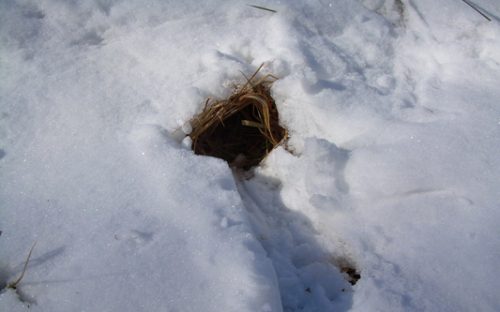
[1,0,499,311]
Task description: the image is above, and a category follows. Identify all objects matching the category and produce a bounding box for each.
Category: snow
[1,0,499,311]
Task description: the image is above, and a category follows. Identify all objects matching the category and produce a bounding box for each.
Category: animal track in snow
[114,229,155,249]
[235,172,356,312]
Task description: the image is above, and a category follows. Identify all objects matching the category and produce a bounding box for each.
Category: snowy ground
[1,0,500,311]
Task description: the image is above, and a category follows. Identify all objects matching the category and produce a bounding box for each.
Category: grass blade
[248,4,277,13]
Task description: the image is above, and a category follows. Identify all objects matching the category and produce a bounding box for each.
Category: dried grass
[189,64,287,169]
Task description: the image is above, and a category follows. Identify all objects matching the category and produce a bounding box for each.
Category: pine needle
[248,4,277,13]
[461,0,491,21]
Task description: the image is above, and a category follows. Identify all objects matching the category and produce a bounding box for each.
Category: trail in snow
[235,170,354,312]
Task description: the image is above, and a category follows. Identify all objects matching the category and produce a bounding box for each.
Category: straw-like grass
[190,64,287,169]
[6,242,36,290]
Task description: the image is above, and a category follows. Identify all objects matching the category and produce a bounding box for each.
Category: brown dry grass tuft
[189,64,287,169]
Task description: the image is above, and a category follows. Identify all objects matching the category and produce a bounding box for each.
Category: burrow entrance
[189,65,287,170]
[185,65,361,291]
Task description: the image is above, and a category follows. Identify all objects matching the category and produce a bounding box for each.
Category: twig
[461,0,491,22]
[248,4,277,13]
[7,242,37,290]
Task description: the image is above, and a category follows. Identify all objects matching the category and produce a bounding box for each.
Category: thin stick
[461,0,491,21]
[248,4,277,13]
[8,242,37,289]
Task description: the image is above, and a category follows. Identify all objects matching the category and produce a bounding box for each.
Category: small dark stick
[461,0,491,22]
[248,4,277,13]
[7,242,37,290]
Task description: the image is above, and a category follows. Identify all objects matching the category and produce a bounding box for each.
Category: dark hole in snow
[341,266,361,286]
[189,66,287,170]
[192,103,285,169]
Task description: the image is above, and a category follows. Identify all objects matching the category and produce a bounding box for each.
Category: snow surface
[1,0,500,311]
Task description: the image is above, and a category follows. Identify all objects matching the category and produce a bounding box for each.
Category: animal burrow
[188,65,287,170]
